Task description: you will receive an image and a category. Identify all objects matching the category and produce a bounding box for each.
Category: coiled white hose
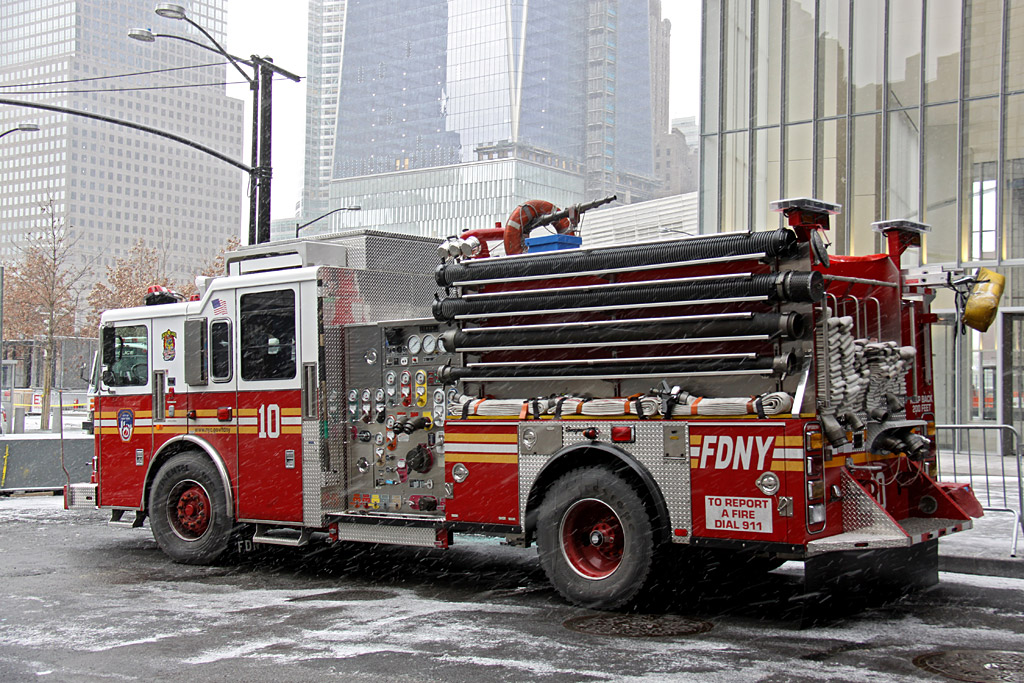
[448,391,793,419]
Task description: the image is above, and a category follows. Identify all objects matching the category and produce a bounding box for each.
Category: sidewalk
[938,507,1024,579]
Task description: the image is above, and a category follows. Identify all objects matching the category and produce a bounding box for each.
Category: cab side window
[104,325,149,387]
[211,320,232,382]
[240,290,296,381]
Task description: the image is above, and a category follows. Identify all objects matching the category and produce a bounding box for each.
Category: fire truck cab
[68,205,984,611]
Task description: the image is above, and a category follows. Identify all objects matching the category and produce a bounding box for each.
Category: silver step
[108,509,146,528]
[252,524,312,547]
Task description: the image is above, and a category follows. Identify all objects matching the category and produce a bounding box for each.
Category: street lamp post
[0,122,40,431]
[131,4,300,245]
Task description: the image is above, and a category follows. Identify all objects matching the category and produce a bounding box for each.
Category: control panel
[344,319,456,516]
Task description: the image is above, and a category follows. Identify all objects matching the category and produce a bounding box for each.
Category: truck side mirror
[101,326,116,366]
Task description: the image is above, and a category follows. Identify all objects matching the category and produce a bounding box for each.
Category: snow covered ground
[1,494,1023,682]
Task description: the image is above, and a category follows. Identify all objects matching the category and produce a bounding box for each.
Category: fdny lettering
[697,435,774,470]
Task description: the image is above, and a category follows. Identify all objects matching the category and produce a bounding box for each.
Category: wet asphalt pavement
[1,495,1023,682]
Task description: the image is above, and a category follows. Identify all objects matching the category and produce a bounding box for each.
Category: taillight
[803,422,826,532]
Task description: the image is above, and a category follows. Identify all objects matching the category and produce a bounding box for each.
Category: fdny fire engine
[67,198,983,610]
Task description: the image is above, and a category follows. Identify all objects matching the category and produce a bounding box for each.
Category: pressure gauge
[437,336,447,353]
[407,335,422,354]
[348,389,358,402]
[361,388,372,402]
[422,335,437,354]
[415,370,427,385]
[375,388,386,403]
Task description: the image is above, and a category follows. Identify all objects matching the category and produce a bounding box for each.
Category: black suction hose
[433,271,823,322]
[438,353,797,382]
[440,311,805,349]
[436,228,799,286]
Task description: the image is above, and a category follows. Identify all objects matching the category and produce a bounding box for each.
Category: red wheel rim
[560,498,624,579]
[168,480,211,540]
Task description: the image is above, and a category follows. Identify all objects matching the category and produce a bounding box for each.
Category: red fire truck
[67,199,983,610]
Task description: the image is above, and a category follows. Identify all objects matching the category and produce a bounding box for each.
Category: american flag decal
[212,298,227,315]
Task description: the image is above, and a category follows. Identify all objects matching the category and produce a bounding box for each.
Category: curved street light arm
[0,97,252,173]
[179,16,254,86]
[141,31,254,72]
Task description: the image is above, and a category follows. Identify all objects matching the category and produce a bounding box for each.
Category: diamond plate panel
[516,422,692,541]
[840,469,902,535]
[337,522,439,547]
[302,419,327,526]
[326,230,440,274]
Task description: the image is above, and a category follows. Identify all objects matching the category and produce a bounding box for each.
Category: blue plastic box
[524,234,582,252]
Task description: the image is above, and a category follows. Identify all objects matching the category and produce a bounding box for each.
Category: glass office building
[702,0,1024,427]
[0,0,244,284]
[303,0,664,237]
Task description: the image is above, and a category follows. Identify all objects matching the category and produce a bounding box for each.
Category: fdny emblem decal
[162,330,176,361]
[117,409,135,442]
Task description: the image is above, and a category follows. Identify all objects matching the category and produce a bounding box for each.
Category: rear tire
[149,451,234,564]
[537,466,657,610]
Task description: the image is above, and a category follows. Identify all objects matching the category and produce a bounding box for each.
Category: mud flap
[804,539,939,601]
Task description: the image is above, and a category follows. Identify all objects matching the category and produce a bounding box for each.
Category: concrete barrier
[0,436,93,493]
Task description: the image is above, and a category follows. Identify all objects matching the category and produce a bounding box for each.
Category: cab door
[185,311,239,488]
[97,322,153,508]
[234,285,304,523]
[151,316,187,452]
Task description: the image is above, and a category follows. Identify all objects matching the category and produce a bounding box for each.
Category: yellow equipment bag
[963,267,1004,332]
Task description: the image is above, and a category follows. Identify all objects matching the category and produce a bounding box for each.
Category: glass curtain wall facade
[301,0,347,219]
[701,0,1024,426]
[303,0,662,231]
[0,0,244,283]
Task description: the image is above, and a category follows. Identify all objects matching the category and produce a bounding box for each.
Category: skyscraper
[301,0,664,239]
[0,0,245,286]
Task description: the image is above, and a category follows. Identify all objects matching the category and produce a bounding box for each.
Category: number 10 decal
[258,403,281,439]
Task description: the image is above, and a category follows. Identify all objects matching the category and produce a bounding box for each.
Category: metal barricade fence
[935,424,1023,557]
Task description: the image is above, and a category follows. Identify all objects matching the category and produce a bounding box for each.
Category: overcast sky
[225,1,701,220]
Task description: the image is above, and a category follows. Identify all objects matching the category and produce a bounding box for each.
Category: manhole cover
[563,614,712,638]
[288,589,396,602]
[913,650,1024,683]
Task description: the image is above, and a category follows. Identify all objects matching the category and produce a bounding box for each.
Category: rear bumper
[806,517,972,556]
[805,468,978,557]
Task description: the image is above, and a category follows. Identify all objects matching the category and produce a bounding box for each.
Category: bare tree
[86,239,173,329]
[87,235,241,322]
[175,234,240,299]
[4,197,92,430]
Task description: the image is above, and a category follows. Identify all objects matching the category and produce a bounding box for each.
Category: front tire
[149,451,234,564]
[537,467,657,610]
